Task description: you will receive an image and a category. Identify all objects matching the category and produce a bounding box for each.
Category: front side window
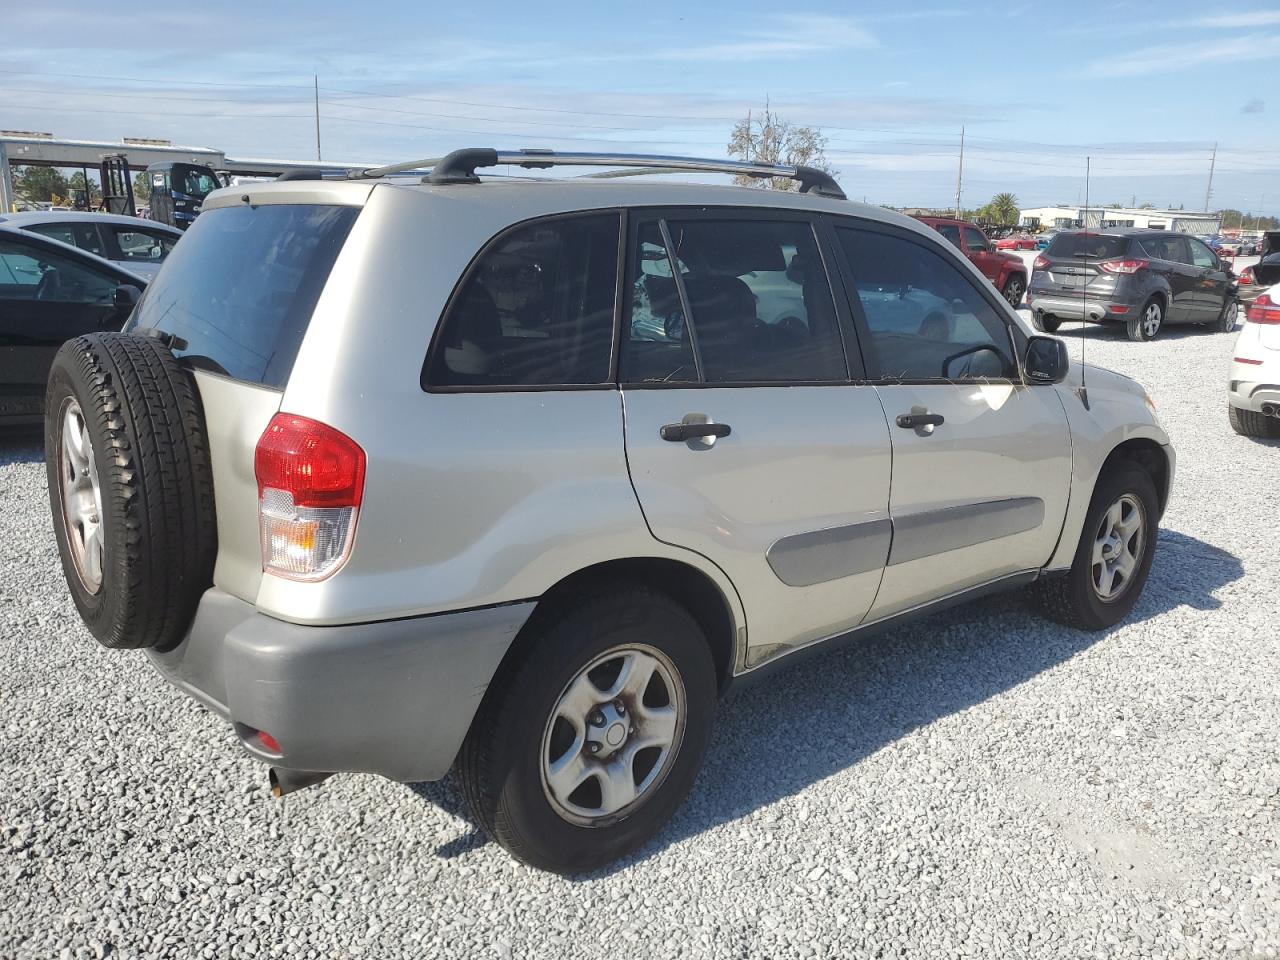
[963,226,991,253]
[643,218,846,383]
[427,214,620,388]
[836,227,1015,381]
[113,228,177,263]
[0,238,117,304]
[1187,238,1218,269]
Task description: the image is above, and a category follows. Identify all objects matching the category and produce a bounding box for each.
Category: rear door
[620,210,893,664]
[830,221,1072,620]
[0,233,124,419]
[1139,235,1196,321]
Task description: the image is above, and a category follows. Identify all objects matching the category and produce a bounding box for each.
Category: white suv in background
[1229,284,1280,438]
[43,148,1174,873]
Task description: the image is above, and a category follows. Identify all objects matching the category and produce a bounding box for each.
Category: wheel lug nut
[588,743,600,754]
[614,700,625,715]
[590,713,604,726]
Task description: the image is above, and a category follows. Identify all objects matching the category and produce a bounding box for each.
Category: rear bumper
[147,589,534,782]
[1228,375,1280,413]
[1026,294,1124,322]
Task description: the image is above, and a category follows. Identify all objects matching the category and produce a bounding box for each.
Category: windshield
[175,165,221,198]
[126,203,358,387]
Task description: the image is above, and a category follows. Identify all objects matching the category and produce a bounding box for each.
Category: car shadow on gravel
[408,529,1241,875]
[0,431,44,465]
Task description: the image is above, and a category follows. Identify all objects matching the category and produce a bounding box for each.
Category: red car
[915,216,1030,307]
[996,233,1037,250]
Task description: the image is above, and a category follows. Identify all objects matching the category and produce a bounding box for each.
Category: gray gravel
[2,319,1279,960]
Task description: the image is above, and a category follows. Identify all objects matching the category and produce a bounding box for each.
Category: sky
[2,0,1277,215]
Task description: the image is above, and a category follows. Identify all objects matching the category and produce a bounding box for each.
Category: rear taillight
[1033,255,1049,270]
[1239,267,1254,284]
[255,413,366,581]
[1098,259,1149,275]
[1247,294,1280,325]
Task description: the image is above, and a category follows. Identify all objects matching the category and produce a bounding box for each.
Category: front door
[0,235,123,420]
[962,225,1002,283]
[830,222,1073,620]
[620,212,893,664]
[1185,235,1231,322]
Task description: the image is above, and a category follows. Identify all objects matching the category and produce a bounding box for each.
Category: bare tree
[727,100,834,191]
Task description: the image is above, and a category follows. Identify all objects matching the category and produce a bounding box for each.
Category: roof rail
[349,148,847,199]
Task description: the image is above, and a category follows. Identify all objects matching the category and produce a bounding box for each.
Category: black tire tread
[45,333,217,650]
[1228,402,1280,438]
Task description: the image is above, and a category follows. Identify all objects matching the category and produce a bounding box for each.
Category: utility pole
[1204,142,1216,213]
[954,126,965,218]
[314,75,322,161]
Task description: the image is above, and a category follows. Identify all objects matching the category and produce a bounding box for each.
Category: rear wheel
[1228,402,1280,438]
[458,585,716,874]
[1032,313,1062,333]
[1033,463,1159,630]
[1127,298,1163,341]
[1001,275,1025,308]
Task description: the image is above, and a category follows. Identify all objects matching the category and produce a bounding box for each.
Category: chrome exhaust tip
[1262,403,1278,418]
[269,767,334,798]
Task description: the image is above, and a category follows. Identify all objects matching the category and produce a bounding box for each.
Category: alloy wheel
[1142,302,1162,339]
[1004,277,1025,307]
[1091,493,1146,602]
[58,399,104,593]
[540,645,685,827]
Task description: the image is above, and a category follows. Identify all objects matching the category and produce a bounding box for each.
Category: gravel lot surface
[2,315,1278,959]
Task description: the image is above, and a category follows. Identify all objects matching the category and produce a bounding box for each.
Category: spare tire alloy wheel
[44,333,217,651]
[57,399,105,594]
[541,645,685,826]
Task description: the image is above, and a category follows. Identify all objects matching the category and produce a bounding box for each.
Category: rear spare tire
[44,332,217,651]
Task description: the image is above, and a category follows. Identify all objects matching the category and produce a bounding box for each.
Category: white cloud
[1193,11,1280,28]
[651,14,875,62]
[1090,33,1279,76]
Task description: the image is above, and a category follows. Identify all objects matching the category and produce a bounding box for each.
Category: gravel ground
[2,318,1278,959]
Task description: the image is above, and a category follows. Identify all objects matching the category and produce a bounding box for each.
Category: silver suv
[43,149,1174,874]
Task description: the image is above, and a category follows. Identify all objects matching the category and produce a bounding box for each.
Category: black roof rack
[348,148,846,199]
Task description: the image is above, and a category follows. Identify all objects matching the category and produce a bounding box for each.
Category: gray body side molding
[889,497,1045,566]
[766,518,893,587]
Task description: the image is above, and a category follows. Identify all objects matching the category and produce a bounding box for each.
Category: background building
[1018,205,1221,235]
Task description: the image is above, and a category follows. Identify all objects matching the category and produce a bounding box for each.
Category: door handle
[896,412,945,429]
[660,422,731,442]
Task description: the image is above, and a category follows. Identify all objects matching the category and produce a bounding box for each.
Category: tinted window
[620,222,697,383]
[113,227,177,263]
[963,227,990,252]
[25,222,106,258]
[658,219,846,383]
[1045,233,1130,260]
[0,237,118,303]
[427,214,619,388]
[936,224,962,248]
[127,204,357,388]
[836,227,1015,381]
[1187,238,1218,269]
[1139,235,1188,263]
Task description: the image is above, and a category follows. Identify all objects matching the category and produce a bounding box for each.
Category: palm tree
[988,193,1019,226]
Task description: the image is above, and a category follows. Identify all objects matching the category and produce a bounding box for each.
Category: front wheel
[1001,275,1025,308]
[1127,298,1163,341]
[1215,298,1239,333]
[458,586,717,874]
[1033,463,1160,630]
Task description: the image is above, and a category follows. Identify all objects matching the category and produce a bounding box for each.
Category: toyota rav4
[44,148,1174,874]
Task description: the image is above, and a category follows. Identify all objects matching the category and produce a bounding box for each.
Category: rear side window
[426,214,620,388]
[127,204,358,388]
[25,222,106,258]
[1140,235,1189,264]
[1045,233,1130,260]
[625,218,845,383]
[935,223,962,248]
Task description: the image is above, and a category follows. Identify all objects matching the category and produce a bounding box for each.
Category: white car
[0,211,181,281]
[1228,283,1280,437]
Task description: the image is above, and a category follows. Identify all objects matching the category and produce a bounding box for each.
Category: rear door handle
[661,422,731,442]
[896,412,945,429]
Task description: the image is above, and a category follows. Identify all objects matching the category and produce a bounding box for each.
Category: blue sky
[2,0,1277,213]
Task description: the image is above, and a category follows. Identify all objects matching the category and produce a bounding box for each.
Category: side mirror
[1024,335,1069,384]
[114,283,142,312]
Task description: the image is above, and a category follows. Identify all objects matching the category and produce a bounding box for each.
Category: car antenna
[1077,155,1091,410]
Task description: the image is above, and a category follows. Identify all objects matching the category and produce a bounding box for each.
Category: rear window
[1044,233,1130,260]
[128,204,358,387]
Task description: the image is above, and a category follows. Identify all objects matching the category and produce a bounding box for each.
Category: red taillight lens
[1239,267,1254,284]
[1033,255,1049,270]
[1098,259,1149,275]
[256,414,366,508]
[1246,294,1280,325]
[255,414,366,581]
